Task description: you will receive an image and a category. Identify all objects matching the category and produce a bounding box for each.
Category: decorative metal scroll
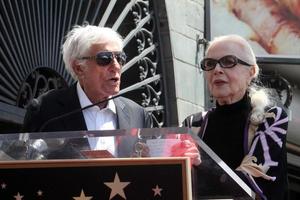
[17,68,67,108]
[259,72,293,108]
[0,0,165,127]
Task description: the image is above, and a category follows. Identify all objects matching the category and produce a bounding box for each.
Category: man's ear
[72,60,85,77]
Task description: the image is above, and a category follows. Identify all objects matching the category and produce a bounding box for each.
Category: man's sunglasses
[201,55,253,71]
[78,51,127,66]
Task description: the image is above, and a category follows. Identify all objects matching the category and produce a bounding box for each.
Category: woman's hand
[170,140,201,166]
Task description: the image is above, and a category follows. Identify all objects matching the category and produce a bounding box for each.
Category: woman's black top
[183,95,289,200]
[203,95,251,169]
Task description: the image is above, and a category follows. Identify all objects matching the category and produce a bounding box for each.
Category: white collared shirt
[76,82,117,155]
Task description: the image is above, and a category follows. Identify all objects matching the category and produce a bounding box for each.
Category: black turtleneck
[203,94,252,169]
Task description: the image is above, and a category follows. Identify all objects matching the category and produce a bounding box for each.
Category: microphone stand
[39,92,124,132]
[39,74,161,132]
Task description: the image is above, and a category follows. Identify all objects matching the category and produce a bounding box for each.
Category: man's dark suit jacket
[22,84,152,158]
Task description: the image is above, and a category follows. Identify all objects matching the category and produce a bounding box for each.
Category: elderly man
[22,25,152,157]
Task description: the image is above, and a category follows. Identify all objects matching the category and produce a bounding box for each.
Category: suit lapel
[58,84,87,131]
[114,98,137,157]
[114,98,130,129]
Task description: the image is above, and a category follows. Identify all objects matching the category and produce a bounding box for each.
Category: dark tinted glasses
[79,51,127,66]
[201,55,252,71]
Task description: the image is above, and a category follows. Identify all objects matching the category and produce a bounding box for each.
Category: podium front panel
[0,158,191,200]
[0,127,255,199]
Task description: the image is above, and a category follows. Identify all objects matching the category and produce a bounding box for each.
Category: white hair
[248,85,275,125]
[206,34,259,77]
[62,24,123,80]
[207,35,274,124]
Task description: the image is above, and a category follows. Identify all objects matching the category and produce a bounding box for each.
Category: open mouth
[109,77,120,83]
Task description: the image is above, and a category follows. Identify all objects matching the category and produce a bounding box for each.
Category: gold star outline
[152,185,163,196]
[37,190,43,196]
[14,192,24,200]
[73,189,93,200]
[104,172,130,200]
[1,182,6,189]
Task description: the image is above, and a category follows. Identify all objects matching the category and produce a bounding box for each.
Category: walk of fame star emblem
[104,172,130,199]
[73,189,93,200]
[152,185,163,196]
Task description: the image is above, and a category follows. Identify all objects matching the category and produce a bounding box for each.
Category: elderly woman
[183,35,289,200]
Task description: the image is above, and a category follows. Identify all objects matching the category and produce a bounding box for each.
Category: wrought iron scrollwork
[124,0,164,127]
[196,36,209,72]
[259,72,293,108]
[17,68,67,108]
[132,0,150,24]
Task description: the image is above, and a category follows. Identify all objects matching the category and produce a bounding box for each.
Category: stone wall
[164,0,206,124]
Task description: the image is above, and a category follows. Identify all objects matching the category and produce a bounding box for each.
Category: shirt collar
[76,82,116,114]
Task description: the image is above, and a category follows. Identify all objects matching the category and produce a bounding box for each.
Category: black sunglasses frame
[201,55,252,71]
[78,51,127,66]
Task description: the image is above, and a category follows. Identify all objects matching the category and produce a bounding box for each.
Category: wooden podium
[0,157,191,200]
[0,127,255,199]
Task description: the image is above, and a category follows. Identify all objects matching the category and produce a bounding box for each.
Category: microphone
[38,74,161,132]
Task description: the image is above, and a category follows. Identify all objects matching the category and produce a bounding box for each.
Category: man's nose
[110,57,121,69]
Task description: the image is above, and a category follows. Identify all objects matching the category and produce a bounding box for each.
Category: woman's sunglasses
[78,51,127,66]
[201,55,252,71]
